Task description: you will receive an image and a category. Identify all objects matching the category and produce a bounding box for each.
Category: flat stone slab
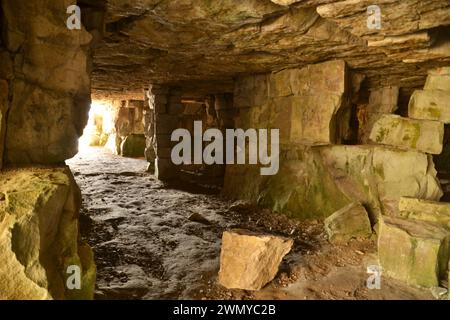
[324,202,372,243]
[369,114,443,154]
[399,197,450,229]
[218,229,293,290]
[409,90,450,123]
[378,216,450,288]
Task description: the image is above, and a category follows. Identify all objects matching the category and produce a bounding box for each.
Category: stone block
[398,197,450,229]
[409,90,450,123]
[367,87,399,114]
[324,202,372,243]
[378,216,450,288]
[424,75,450,91]
[369,114,443,154]
[218,229,293,290]
[290,94,344,145]
[270,69,293,97]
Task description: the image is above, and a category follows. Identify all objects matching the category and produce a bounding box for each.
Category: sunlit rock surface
[0,167,95,300]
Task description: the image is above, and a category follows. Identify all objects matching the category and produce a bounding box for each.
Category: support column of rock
[152,85,180,180]
[375,68,450,289]
[143,88,156,171]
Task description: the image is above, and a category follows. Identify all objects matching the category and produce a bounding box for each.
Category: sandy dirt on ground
[67,147,436,300]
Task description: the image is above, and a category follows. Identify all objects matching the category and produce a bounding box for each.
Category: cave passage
[66,147,435,300]
[2,0,450,301]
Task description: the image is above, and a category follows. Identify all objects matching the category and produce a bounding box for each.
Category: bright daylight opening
[78,100,115,153]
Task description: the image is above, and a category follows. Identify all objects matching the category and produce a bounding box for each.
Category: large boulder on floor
[0,167,96,300]
[324,202,372,243]
[369,114,443,154]
[378,216,450,288]
[409,90,450,123]
[218,229,293,290]
[120,134,146,158]
[398,197,450,228]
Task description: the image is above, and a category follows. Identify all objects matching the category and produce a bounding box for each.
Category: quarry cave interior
[2,0,450,302]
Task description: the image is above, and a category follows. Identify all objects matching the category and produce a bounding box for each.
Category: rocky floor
[67,147,436,300]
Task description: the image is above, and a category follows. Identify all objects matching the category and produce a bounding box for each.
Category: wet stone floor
[67,147,435,300]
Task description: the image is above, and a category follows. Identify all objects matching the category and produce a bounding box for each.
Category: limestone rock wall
[224,60,444,222]
[0,1,98,300]
[0,167,96,299]
[1,0,93,165]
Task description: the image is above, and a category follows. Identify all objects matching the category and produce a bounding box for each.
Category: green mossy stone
[120,134,146,158]
[409,90,450,123]
[378,216,450,288]
[369,114,443,154]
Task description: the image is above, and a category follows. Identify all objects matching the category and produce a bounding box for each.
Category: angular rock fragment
[218,229,293,290]
[324,202,372,243]
[409,90,450,123]
[370,114,443,154]
[378,216,450,288]
[398,197,450,229]
[0,167,96,299]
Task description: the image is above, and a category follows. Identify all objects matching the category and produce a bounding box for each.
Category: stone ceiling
[89,0,450,98]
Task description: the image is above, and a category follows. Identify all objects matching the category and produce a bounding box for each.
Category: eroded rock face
[2,0,93,165]
[218,229,293,290]
[0,167,96,300]
[92,0,450,98]
[378,216,450,288]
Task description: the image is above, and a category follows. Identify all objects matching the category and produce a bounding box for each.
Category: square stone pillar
[150,85,182,181]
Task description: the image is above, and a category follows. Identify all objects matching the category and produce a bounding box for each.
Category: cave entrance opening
[78,100,116,154]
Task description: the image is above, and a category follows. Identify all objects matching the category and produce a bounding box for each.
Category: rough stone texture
[92,0,450,98]
[224,145,442,221]
[398,197,450,229]
[409,90,450,123]
[358,87,399,144]
[324,202,372,243]
[378,216,450,288]
[0,167,96,300]
[234,60,349,145]
[120,134,146,158]
[0,80,8,169]
[425,67,450,91]
[369,114,444,154]
[2,0,93,165]
[226,63,443,221]
[218,229,293,290]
